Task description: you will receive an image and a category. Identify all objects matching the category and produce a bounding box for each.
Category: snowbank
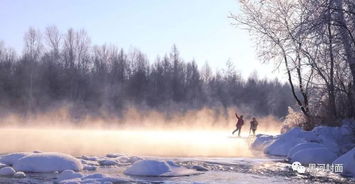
[333,147,355,178]
[13,152,83,172]
[124,160,200,177]
[287,142,326,159]
[250,119,355,178]
[264,128,308,156]
[250,134,277,151]
[289,147,337,164]
[260,121,354,157]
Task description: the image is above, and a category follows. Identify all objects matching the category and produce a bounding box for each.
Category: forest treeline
[0,27,294,121]
[234,0,355,129]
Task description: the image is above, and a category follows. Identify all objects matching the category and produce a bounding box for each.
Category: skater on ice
[232,112,244,136]
[249,117,258,136]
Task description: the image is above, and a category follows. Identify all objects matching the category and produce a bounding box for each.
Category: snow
[250,134,277,151]
[98,159,117,166]
[264,128,307,156]
[13,171,26,178]
[80,155,97,161]
[106,153,121,158]
[57,170,83,181]
[192,165,209,171]
[128,156,143,163]
[333,147,355,178]
[13,152,83,172]
[124,159,200,177]
[289,147,337,164]
[58,173,128,184]
[82,173,106,179]
[0,152,30,165]
[287,142,326,159]
[0,163,7,168]
[58,178,81,184]
[0,166,15,176]
[261,121,355,157]
[121,156,141,163]
[83,165,97,171]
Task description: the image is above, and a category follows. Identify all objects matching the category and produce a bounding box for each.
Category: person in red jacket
[232,112,244,136]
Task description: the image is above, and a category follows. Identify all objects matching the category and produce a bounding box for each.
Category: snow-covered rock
[287,142,326,159]
[259,120,354,159]
[81,173,128,183]
[98,159,117,166]
[57,170,83,181]
[117,156,142,164]
[333,147,355,178]
[58,178,81,184]
[0,152,30,165]
[250,134,277,151]
[264,128,308,156]
[0,163,7,168]
[289,147,337,164]
[83,173,106,179]
[13,152,83,172]
[80,155,97,161]
[192,165,209,171]
[106,153,121,158]
[0,167,16,176]
[124,160,199,177]
[128,156,143,163]
[83,165,97,171]
[13,171,26,178]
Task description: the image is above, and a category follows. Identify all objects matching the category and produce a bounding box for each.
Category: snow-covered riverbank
[252,119,355,178]
[0,120,354,184]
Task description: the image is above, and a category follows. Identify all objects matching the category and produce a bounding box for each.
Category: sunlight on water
[0,128,260,157]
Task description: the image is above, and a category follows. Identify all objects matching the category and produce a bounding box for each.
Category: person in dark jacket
[249,117,258,136]
[232,112,244,136]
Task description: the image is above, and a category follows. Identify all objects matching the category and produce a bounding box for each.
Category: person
[249,117,258,136]
[232,112,244,136]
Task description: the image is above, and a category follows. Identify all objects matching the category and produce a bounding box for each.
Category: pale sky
[0,0,284,80]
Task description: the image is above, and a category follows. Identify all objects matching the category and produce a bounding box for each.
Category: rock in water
[124,160,200,177]
[13,172,26,178]
[57,169,83,181]
[0,167,16,176]
[13,152,83,172]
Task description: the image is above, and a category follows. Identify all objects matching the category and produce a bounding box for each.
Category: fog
[0,107,282,157]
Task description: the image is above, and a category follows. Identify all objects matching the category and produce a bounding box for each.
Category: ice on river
[0,152,352,184]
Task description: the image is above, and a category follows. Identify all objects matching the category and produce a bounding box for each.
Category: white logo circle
[291,161,305,173]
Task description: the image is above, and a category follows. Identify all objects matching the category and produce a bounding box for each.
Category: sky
[0,0,284,80]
